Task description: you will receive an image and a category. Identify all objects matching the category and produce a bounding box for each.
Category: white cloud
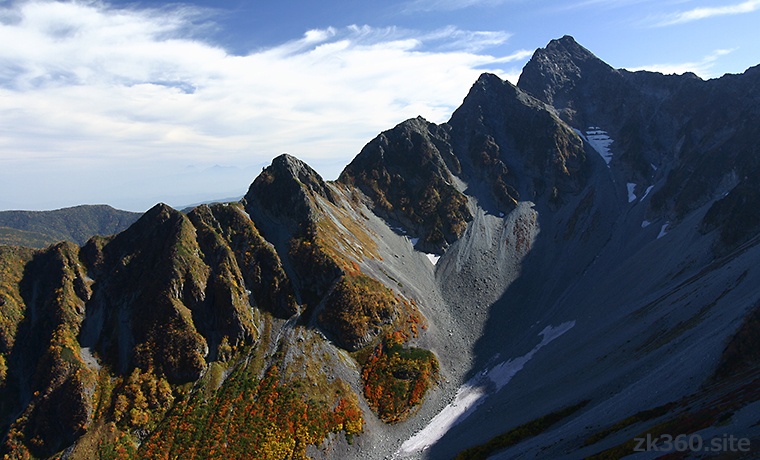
[627,48,735,78]
[553,0,660,12]
[402,0,515,13]
[0,1,527,211]
[656,0,760,25]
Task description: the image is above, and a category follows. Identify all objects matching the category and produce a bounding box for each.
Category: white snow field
[627,183,637,202]
[657,223,669,239]
[574,127,614,166]
[425,253,441,265]
[396,321,576,457]
[641,185,654,200]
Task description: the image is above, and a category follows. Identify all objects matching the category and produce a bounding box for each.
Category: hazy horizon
[2,0,758,212]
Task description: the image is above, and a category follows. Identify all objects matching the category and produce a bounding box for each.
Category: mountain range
[0,206,141,249]
[2,35,760,460]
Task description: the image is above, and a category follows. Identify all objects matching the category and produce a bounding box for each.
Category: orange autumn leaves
[361,331,438,423]
[132,365,362,460]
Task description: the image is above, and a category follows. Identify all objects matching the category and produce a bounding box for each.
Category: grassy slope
[0,205,141,247]
[0,227,60,249]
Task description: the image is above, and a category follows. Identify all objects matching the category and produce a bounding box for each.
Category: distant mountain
[176,195,245,214]
[0,205,141,248]
[0,227,60,249]
[2,36,760,460]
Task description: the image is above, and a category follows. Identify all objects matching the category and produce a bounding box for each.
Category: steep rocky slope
[2,36,760,460]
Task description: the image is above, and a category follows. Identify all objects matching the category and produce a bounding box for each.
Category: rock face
[2,36,760,460]
[519,35,760,224]
[340,117,471,254]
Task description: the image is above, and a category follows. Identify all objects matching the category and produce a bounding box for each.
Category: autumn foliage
[319,272,398,351]
[361,331,438,423]
[130,365,362,460]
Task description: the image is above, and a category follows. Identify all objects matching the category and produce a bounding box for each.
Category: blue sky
[1,0,758,212]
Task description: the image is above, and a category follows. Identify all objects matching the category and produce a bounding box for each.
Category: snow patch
[641,185,654,200]
[651,163,658,171]
[657,223,669,239]
[389,224,421,247]
[389,224,408,235]
[641,220,651,228]
[576,127,614,165]
[627,183,637,202]
[426,253,440,265]
[396,321,576,457]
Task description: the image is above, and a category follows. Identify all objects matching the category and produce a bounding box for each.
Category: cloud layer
[657,0,760,25]
[627,49,736,76]
[0,0,527,211]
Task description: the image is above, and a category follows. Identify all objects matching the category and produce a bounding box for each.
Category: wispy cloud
[656,0,760,25]
[552,0,660,12]
[627,49,736,77]
[0,1,526,211]
[402,0,515,13]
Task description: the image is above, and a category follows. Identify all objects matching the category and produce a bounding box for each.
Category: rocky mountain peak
[243,153,337,230]
[270,153,333,198]
[517,34,618,112]
[339,116,471,253]
[448,71,589,208]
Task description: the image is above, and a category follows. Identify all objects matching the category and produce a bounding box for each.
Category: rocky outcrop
[243,153,337,231]
[517,35,760,227]
[339,117,471,254]
[1,243,96,457]
[450,72,589,207]
[187,203,298,319]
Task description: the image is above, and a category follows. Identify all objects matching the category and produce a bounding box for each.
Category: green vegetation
[1,242,98,458]
[468,133,519,210]
[454,401,589,460]
[313,191,382,263]
[361,331,438,423]
[96,431,137,460]
[0,201,374,459]
[288,229,343,311]
[0,205,141,247]
[344,168,470,250]
[0,245,36,353]
[0,353,6,386]
[318,271,398,351]
[584,408,720,460]
[0,185,431,458]
[713,297,760,380]
[111,368,175,430]
[134,364,362,460]
[584,402,676,446]
[188,203,298,318]
[0,227,59,248]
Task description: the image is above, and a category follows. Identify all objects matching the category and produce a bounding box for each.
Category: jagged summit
[243,153,337,230]
[269,153,333,199]
[517,35,621,125]
[339,116,470,254]
[449,69,588,206]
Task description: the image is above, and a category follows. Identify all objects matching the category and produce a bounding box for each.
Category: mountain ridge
[2,36,760,460]
[0,205,141,248]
